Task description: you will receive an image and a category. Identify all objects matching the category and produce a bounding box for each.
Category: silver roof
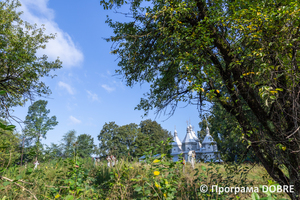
[202,127,216,144]
[171,129,182,147]
[182,125,197,144]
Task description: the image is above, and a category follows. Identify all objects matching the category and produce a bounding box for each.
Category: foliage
[76,133,96,158]
[98,120,172,158]
[100,0,300,198]
[98,121,124,158]
[23,100,58,160]
[61,130,77,158]
[0,0,62,119]
[197,117,210,143]
[117,123,141,158]
[206,103,258,163]
[0,144,290,199]
[0,119,19,170]
[139,119,172,155]
[44,143,64,160]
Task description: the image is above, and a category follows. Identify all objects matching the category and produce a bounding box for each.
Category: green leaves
[0,1,62,118]
[23,100,58,160]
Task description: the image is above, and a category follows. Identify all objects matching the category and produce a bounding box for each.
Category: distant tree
[0,0,62,119]
[98,120,171,158]
[98,122,119,157]
[117,123,140,158]
[23,100,58,161]
[61,130,77,158]
[98,122,139,158]
[139,119,172,154]
[44,143,63,159]
[197,117,210,143]
[76,134,96,158]
[132,131,149,157]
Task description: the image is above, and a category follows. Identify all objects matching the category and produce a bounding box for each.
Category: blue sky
[11,0,209,148]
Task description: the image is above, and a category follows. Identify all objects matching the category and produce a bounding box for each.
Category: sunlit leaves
[0,0,62,118]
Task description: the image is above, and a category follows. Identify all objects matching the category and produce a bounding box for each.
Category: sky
[10,0,210,148]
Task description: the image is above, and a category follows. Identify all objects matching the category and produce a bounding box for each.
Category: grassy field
[0,156,290,200]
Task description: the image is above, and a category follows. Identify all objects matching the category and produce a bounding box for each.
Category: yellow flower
[153,159,160,163]
[154,171,160,176]
[164,193,167,197]
[282,146,286,151]
[55,194,60,198]
[155,182,161,188]
[216,90,220,93]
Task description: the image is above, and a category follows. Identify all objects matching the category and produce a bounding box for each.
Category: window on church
[174,149,176,152]
[213,145,217,151]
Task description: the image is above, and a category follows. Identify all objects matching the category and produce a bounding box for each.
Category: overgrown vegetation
[0,138,290,199]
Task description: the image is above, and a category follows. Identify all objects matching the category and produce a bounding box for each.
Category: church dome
[171,129,182,146]
[202,127,216,145]
[182,125,197,144]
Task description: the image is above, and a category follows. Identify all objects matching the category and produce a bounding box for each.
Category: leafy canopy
[97,120,171,158]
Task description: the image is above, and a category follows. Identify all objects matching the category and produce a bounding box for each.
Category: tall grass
[0,158,290,199]
[0,138,291,200]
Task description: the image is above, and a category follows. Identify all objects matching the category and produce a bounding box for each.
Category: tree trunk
[20,136,25,166]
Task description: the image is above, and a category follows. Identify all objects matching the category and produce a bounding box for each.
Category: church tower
[170,129,183,161]
[182,124,197,152]
[201,126,221,162]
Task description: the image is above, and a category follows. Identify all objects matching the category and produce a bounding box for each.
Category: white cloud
[18,0,84,68]
[86,90,100,102]
[69,115,81,124]
[101,84,115,93]
[58,81,75,95]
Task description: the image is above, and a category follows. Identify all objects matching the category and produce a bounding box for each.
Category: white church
[171,124,223,163]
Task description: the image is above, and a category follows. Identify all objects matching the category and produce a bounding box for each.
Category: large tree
[76,134,96,158]
[101,0,300,198]
[23,100,58,161]
[0,0,62,119]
